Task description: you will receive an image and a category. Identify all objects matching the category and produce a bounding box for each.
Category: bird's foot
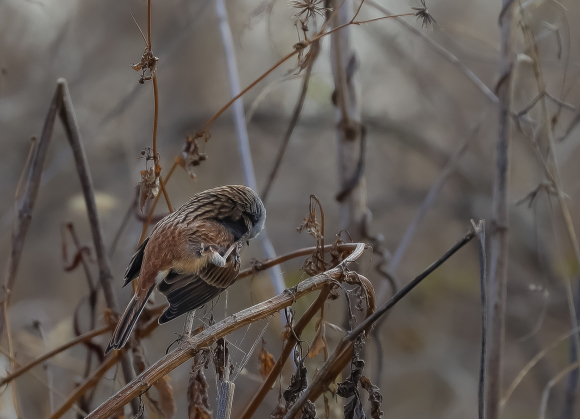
[203,245,227,267]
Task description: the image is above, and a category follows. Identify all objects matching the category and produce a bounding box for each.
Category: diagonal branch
[85,243,367,418]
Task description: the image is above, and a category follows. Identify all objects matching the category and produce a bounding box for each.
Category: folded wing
[157,249,241,324]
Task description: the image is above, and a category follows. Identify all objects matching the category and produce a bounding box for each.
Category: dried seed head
[412,0,436,29]
[289,0,329,22]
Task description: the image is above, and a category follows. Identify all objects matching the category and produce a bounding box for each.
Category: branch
[0,83,62,338]
[261,42,319,204]
[486,1,514,418]
[58,79,139,414]
[366,0,498,105]
[85,244,366,418]
[0,325,111,388]
[49,351,123,419]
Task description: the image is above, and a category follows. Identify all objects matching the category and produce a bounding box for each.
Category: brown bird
[106,185,266,353]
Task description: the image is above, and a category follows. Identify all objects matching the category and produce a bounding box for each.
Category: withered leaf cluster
[283,350,308,409]
[187,367,212,419]
[336,334,384,419]
[308,317,328,359]
[131,47,159,84]
[176,134,208,179]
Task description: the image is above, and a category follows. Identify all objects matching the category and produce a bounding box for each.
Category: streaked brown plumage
[106,185,266,353]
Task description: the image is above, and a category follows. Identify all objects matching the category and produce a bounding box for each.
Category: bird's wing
[157,253,240,323]
[122,237,149,288]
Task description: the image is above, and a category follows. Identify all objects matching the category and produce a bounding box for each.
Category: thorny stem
[283,227,477,418]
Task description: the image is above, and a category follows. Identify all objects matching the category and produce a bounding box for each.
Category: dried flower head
[412,0,436,29]
[290,0,329,22]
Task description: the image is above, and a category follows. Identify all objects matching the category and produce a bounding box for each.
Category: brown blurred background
[2,0,580,417]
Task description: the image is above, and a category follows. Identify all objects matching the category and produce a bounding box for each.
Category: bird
[105,185,266,353]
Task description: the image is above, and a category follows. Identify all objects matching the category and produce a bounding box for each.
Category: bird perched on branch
[106,185,266,353]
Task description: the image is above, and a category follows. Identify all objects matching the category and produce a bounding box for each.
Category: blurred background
[2,0,580,417]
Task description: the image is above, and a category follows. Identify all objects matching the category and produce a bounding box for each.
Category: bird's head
[232,185,266,240]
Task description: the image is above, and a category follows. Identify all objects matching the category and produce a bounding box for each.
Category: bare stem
[486,2,514,418]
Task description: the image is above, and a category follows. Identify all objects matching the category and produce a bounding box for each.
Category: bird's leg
[182,309,197,338]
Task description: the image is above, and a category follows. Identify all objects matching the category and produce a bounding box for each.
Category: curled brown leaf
[258,338,276,379]
[187,366,212,419]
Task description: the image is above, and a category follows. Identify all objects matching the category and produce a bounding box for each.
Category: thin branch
[57,78,139,415]
[0,82,62,339]
[366,0,498,105]
[48,351,123,419]
[85,244,366,418]
[0,325,112,388]
[473,220,487,419]
[261,43,319,204]
[501,326,580,407]
[539,362,580,419]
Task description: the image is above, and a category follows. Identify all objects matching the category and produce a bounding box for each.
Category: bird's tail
[106,285,154,353]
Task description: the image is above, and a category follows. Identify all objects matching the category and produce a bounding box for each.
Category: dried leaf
[63,246,91,272]
[302,400,317,419]
[308,317,328,359]
[271,391,286,419]
[343,396,365,419]
[154,375,176,419]
[337,334,367,419]
[176,135,208,179]
[283,350,308,408]
[258,338,276,379]
[324,394,330,419]
[188,368,212,419]
[138,167,159,211]
[213,338,230,381]
[360,376,384,419]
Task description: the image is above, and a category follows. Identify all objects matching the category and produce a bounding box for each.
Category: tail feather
[105,285,154,353]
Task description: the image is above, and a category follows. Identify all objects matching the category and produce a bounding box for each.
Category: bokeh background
[2,0,580,417]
